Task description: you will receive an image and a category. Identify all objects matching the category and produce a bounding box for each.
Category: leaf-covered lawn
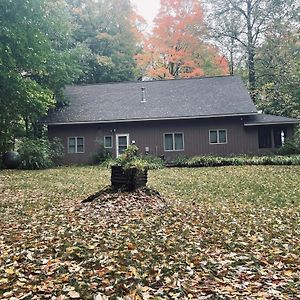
[0,166,300,299]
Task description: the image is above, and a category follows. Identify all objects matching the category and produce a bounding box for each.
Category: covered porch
[244,114,299,153]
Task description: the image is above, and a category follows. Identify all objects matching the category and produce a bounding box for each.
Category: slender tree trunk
[246,0,256,101]
[25,116,29,137]
[169,62,174,77]
[248,45,256,99]
[229,37,235,75]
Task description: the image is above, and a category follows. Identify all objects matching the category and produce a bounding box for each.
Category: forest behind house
[0,0,299,152]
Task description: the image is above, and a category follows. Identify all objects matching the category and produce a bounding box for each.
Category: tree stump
[111,166,147,191]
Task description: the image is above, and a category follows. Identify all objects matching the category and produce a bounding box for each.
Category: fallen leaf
[68,291,80,299]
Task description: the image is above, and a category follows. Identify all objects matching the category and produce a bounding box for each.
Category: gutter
[45,112,258,126]
[244,121,300,127]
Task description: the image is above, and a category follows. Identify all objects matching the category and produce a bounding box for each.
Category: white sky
[131,0,160,27]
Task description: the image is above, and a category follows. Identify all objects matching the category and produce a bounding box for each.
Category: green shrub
[132,155,165,170]
[172,154,300,168]
[18,138,64,170]
[173,155,189,165]
[50,137,64,162]
[103,145,164,171]
[93,146,112,164]
[277,139,300,155]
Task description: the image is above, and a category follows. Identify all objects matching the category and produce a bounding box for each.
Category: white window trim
[163,132,184,152]
[68,136,85,153]
[116,133,129,157]
[209,129,228,145]
[104,135,113,148]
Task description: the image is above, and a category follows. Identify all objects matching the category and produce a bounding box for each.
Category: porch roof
[244,114,299,126]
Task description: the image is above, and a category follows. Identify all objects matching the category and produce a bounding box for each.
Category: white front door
[116,134,129,157]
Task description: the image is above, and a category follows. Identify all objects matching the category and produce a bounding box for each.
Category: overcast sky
[131,0,160,27]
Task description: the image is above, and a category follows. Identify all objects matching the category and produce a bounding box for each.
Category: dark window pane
[69,138,75,146]
[164,134,173,150]
[219,130,227,143]
[118,136,127,146]
[69,138,76,153]
[210,131,217,143]
[77,145,84,153]
[76,138,84,153]
[104,136,112,148]
[119,146,127,154]
[69,145,76,153]
[258,128,272,148]
[174,133,183,150]
[77,138,84,146]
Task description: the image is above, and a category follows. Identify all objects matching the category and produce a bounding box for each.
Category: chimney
[141,87,146,103]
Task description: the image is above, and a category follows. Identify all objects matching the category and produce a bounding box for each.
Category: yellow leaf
[224,286,235,292]
[128,266,138,277]
[164,277,172,284]
[0,278,9,284]
[66,247,75,254]
[283,270,294,277]
[5,268,15,276]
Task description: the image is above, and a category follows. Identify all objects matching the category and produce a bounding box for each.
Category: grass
[0,165,300,299]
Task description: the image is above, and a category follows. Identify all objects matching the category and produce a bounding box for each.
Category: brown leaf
[127,242,135,250]
[68,291,80,299]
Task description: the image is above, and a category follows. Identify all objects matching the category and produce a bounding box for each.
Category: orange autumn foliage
[136,0,229,79]
[130,10,147,44]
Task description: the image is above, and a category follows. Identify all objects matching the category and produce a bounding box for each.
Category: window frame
[116,133,130,157]
[104,135,113,149]
[68,136,85,154]
[209,129,228,145]
[163,132,184,152]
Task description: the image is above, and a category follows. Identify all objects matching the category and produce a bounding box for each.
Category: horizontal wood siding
[48,124,100,165]
[48,117,295,165]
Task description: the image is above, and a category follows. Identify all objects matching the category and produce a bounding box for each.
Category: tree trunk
[248,45,256,99]
[229,37,235,75]
[24,116,30,137]
[247,0,256,101]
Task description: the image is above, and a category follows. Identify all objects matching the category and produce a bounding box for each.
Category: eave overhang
[45,112,258,126]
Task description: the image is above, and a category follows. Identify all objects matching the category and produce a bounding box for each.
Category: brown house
[45,76,299,165]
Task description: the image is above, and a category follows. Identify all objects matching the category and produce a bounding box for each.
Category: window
[258,128,271,148]
[116,134,129,157]
[164,133,184,151]
[104,136,112,148]
[68,137,85,153]
[209,130,227,144]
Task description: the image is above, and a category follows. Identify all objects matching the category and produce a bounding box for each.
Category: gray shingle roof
[45,76,258,124]
[244,114,299,126]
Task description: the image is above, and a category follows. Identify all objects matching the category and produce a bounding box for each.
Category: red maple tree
[136,0,229,79]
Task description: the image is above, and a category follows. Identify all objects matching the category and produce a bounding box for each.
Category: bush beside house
[17,138,64,170]
[172,154,300,167]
